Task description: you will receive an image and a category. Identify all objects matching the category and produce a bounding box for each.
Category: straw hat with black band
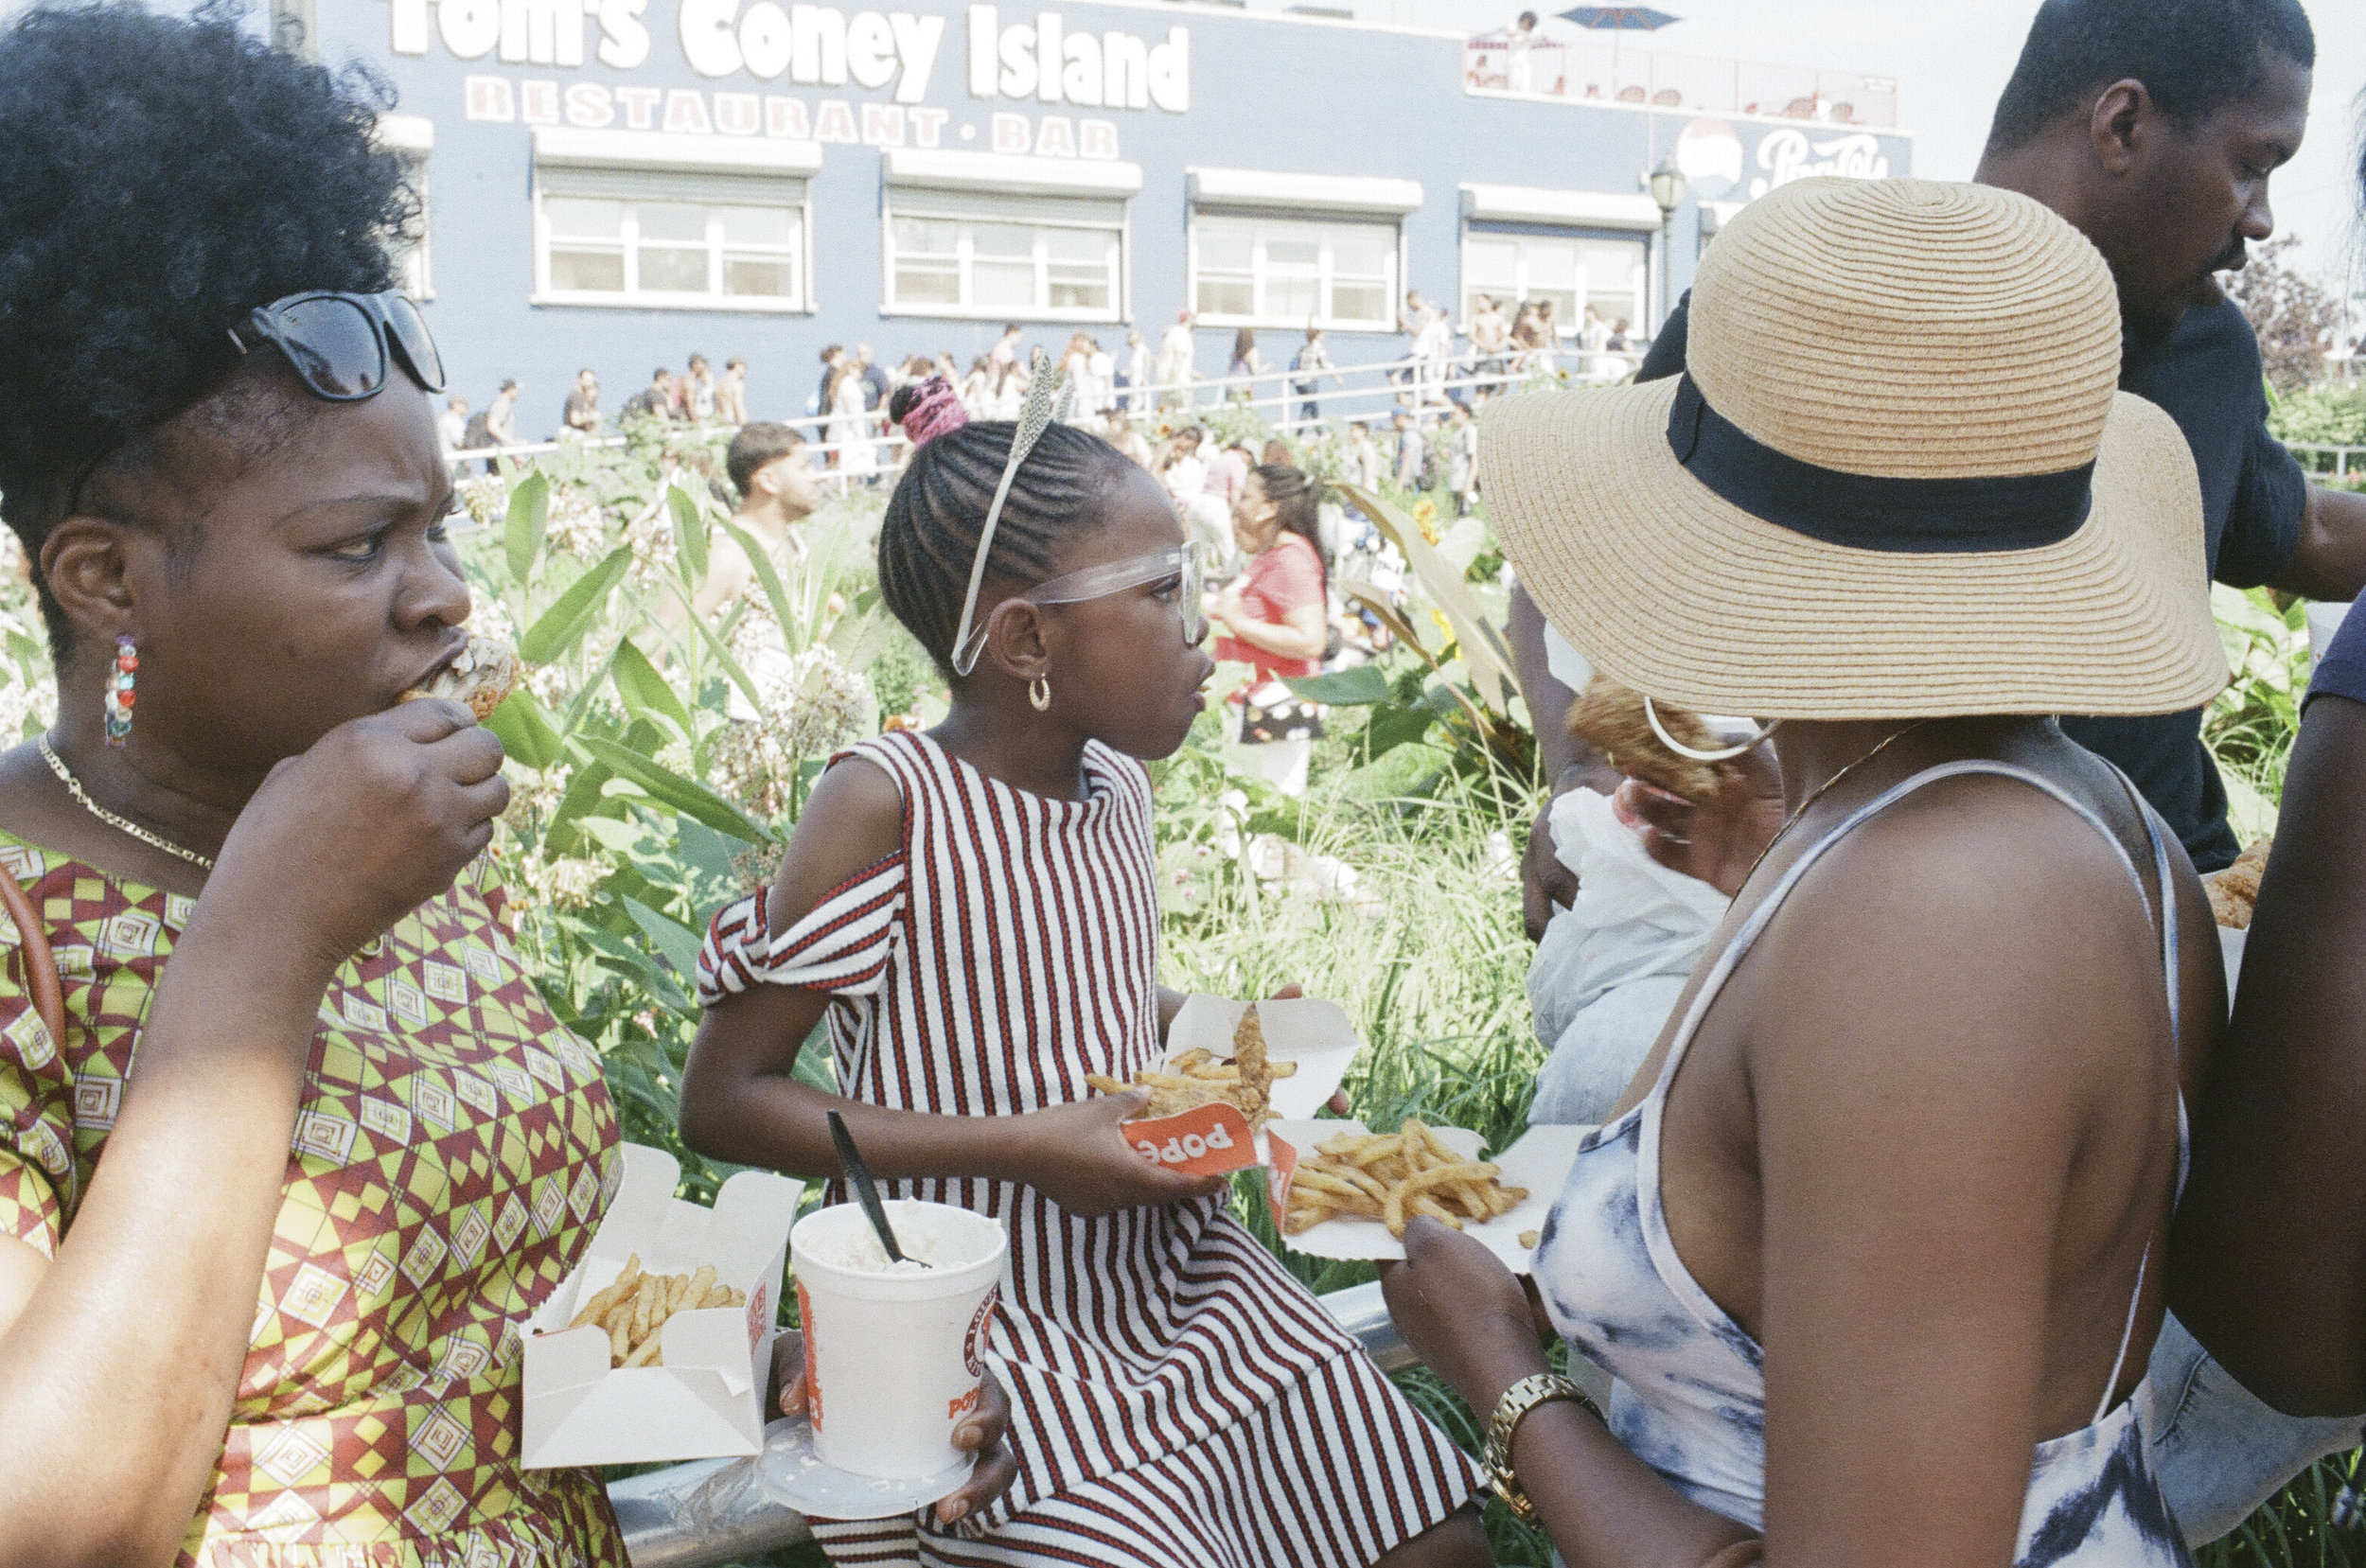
[1482,177,2227,722]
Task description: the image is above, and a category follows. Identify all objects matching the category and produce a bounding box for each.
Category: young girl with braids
[680,373,1486,1568]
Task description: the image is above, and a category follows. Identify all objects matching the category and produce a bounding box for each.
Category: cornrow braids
[877,418,1137,675]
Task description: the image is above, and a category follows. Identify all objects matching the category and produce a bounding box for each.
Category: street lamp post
[1649,158,1686,334]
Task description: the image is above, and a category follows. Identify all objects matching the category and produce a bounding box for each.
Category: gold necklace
[37,734,216,872]
[1735,720,1932,894]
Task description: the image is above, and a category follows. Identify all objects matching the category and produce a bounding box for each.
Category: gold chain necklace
[1735,720,1932,894]
[37,734,216,872]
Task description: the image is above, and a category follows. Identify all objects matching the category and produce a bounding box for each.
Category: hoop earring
[1029,674,1051,712]
[104,634,137,747]
[1643,694,1774,763]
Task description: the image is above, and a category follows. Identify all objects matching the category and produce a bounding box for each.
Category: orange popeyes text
[947,1383,982,1421]
[1119,1101,1259,1176]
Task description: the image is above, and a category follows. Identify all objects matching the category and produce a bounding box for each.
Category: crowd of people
[9,3,2366,1568]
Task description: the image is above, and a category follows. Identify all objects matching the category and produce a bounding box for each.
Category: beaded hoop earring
[103,634,137,746]
[1029,674,1051,713]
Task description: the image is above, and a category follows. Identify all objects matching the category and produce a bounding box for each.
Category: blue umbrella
[1556,7,1681,85]
[1558,6,1682,28]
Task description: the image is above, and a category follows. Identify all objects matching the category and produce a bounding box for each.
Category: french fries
[1085,1003,1298,1127]
[1281,1119,1528,1240]
[564,1254,746,1368]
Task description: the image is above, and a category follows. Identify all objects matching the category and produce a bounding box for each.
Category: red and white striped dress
[698,729,1477,1566]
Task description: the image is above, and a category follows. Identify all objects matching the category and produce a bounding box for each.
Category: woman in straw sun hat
[1382,176,2227,1567]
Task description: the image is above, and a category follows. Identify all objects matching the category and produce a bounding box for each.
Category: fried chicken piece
[2207,838,2271,930]
[1230,1003,1271,1126]
[1564,678,1733,802]
[400,635,522,722]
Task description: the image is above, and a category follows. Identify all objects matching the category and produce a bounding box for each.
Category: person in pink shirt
[1210,464,1330,793]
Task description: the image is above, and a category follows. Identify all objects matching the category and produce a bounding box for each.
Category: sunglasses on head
[226,290,447,401]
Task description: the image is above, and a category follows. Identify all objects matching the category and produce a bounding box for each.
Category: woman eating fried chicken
[0,8,1009,1563]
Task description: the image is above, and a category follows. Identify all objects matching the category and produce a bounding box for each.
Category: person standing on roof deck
[989,324,1021,376]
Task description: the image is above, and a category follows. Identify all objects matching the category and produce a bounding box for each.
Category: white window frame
[1187,209,1403,333]
[376,115,436,302]
[881,193,1128,325]
[1458,225,1650,340]
[530,164,815,315]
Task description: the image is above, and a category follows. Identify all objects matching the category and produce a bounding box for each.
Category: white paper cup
[791,1200,1009,1480]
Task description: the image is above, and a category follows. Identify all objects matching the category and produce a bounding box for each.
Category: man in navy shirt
[1515,0,2366,901]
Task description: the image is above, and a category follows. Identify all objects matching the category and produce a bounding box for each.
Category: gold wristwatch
[1483,1372,1601,1523]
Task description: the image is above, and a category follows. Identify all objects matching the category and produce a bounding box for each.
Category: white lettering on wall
[463,69,1121,158]
[1747,131,1889,199]
[401,2,1164,109]
[595,0,651,67]
[963,6,1183,111]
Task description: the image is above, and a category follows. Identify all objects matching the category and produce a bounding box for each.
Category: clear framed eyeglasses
[953,547,1205,675]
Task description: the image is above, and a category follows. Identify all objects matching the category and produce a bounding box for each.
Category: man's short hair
[689,352,708,369]
[652,366,670,380]
[727,357,746,371]
[727,421,805,496]
[1986,0,2315,154]
[499,379,518,393]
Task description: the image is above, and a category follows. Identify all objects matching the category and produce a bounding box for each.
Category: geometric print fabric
[0,834,629,1567]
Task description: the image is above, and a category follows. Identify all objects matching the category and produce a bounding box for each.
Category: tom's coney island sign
[388,1,1191,109]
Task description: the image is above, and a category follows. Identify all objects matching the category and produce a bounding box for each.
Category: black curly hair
[878,387,1138,677]
[1985,0,2314,154]
[0,0,418,646]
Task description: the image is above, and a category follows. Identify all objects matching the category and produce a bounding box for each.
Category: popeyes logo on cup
[964,1284,998,1378]
[1121,1101,1258,1176]
[796,1278,822,1431]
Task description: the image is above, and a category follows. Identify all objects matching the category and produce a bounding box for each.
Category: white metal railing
[609,1281,1407,1567]
[441,345,1650,484]
[2288,442,2366,480]
[1462,36,1899,129]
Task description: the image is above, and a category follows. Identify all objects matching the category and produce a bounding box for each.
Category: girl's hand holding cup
[770,1330,1018,1524]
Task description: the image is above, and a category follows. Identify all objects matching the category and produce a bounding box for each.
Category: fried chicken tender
[2207,838,2271,929]
[1086,1003,1285,1126]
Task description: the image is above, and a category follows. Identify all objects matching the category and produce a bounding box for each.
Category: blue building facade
[312,0,1913,432]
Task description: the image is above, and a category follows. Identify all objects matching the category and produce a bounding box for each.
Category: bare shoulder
[763,752,905,929]
[1747,771,2169,1110]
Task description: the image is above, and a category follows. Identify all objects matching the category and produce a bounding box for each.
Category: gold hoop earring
[1029,674,1051,712]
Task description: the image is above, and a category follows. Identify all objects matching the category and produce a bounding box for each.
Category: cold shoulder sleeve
[696,851,909,1008]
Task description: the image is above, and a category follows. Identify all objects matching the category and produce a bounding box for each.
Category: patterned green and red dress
[0,830,629,1567]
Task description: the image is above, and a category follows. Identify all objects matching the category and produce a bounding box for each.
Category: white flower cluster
[707,644,874,815]
[522,853,607,912]
[525,661,574,707]
[468,595,518,644]
[623,502,680,589]
[546,491,609,561]
[456,474,509,526]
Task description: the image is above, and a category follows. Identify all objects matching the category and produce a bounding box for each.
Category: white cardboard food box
[1161,995,1361,1123]
[1265,1120,1592,1272]
[522,1141,804,1469]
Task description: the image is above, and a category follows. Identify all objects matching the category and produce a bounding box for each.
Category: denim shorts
[2144,1312,2366,1545]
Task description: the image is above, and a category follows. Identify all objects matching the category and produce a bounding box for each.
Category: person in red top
[1210,464,1330,792]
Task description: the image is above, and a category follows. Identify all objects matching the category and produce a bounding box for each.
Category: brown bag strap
[0,863,67,1057]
